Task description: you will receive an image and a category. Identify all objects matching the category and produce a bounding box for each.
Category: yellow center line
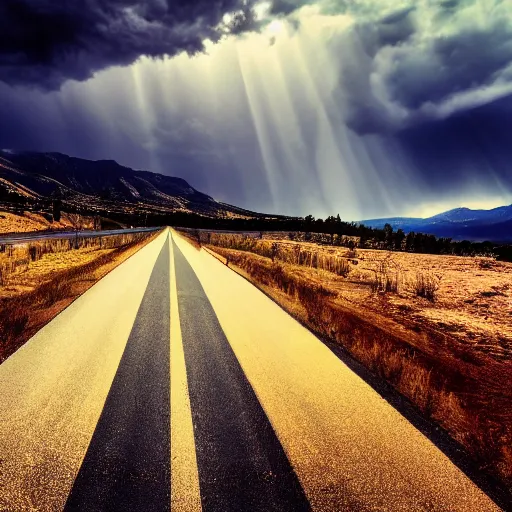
[0,230,168,512]
[169,230,202,512]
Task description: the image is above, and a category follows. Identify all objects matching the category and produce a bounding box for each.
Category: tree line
[130,211,511,262]
[3,192,511,261]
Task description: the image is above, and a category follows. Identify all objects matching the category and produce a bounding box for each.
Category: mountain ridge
[0,150,270,219]
[361,204,512,242]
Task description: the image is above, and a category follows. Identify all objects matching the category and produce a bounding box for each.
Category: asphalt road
[0,228,507,511]
[64,241,171,511]
[173,239,310,511]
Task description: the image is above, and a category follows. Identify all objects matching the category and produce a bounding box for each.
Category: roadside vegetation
[0,230,161,362]
[180,228,512,493]
[157,213,512,262]
[0,210,99,234]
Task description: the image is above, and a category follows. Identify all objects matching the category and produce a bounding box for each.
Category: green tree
[52,199,62,223]
[405,231,416,252]
[383,223,394,249]
[394,228,406,250]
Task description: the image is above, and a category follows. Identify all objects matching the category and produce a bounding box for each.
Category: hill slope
[0,150,264,219]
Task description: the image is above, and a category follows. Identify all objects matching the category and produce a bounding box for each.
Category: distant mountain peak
[361,204,512,242]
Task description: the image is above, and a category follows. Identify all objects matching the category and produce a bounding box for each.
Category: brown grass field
[0,229,162,363]
[185,230,512,492]
[0,210,97,234]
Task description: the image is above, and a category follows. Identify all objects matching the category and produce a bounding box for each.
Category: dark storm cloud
[333,0,512,134]
[0,0,259,89]
[398,95,512,186]
[1,0,511,218]
[270,0,305,15]
[382,19,512,111]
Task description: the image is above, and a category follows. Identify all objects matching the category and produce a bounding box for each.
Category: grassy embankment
[183,229,512,492]
[0,229,162,362]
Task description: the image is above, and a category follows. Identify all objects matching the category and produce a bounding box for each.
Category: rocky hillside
[0,151,261,219]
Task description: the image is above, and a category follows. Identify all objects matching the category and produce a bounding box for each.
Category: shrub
[297,282,333,326]
[336,258,351,277]
[40,279,73,306]
[478,257,496,270]
[0,306,29,355]
[413,272,441,302]
[368,254,401,293]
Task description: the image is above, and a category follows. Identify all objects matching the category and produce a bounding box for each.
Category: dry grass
[200,232,355,276]
[366,252,401,293]
[412,272,441,302]
[0,232,149,288]
[0,230,161,362]
[0,211,96,234]
[192,231,512,492]
[195,232,512,360]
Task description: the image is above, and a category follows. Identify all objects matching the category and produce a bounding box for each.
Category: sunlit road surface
[0,228,504,511]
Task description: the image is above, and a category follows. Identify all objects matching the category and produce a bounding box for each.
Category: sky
[1,0,512,220]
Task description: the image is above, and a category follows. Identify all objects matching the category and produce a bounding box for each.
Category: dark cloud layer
[1,0,511,218]
[397,95,512,192]
[0,0,259,89]
[335,0,512,134]
[4,0,512,137]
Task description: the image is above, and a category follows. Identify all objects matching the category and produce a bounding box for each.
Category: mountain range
[0,150,510,242]
[361,205,512,242]
[0,150,266,219]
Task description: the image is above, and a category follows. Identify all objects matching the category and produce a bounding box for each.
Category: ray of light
[3,3,511,219]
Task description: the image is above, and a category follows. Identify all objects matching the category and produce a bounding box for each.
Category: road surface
[0,227,160,245]
[0,229,506,511]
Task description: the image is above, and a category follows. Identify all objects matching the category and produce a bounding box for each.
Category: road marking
[172,236,310,512]
[0,229,168,512]
[169,230,202,512]
[64,236,171,511]
[172,231,501,512]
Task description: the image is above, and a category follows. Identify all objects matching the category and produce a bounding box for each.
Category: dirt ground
[324,247,511,361]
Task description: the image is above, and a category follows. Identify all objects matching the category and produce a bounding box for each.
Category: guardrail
[0,227,160,245]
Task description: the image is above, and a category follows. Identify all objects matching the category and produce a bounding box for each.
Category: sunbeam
[1,1,512,218]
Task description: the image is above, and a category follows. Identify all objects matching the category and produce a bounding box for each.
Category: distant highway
[0,229,505,511]
[0,226,160,244]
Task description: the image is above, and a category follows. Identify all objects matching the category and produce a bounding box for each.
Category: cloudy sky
[1,0,512,219]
